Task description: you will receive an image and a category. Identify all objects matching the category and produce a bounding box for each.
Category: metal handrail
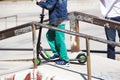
[31,21,120,80]
[70,11,120,30]
[0,11,120,79]
[0,15,18,29]
[33,22,120,47]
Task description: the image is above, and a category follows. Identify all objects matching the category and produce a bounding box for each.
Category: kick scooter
[35,8,87,65]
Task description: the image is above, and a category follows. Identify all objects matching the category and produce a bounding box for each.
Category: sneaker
[55,60,68,65]
[50,55,59,59]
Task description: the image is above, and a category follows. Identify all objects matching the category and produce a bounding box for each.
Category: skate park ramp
[0,0,120,80]
[0,54,120,80]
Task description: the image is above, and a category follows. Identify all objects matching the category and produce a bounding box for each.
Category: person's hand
[36,0,41,2]
[36,0,46,2]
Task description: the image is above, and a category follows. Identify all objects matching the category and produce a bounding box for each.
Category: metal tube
[16,15,18,26]
[33,22,120,47]
[86,38,91,80]
[5,17,7,29]
[70,20,80,52]
[32,24,37,68]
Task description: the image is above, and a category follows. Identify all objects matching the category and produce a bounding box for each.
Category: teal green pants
[46,24,69,62]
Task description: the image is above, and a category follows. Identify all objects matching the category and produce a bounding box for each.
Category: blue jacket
[37,0,68,25]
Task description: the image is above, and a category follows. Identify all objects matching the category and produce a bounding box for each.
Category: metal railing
[0,11,120,79]
[69,11,120,52]
[0,15,18,29]
[31,21,120,80]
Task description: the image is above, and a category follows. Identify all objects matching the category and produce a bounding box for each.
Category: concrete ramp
[0,54,120,80]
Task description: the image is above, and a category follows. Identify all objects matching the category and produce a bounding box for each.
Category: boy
[36,0,69,65]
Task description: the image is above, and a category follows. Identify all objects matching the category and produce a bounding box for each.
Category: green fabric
[46,24,69,62]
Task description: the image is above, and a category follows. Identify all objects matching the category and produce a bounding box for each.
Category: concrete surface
[0,54,120,80]
[0,0,120,80]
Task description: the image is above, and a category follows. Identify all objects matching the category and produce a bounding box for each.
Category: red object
[24,72,31,80]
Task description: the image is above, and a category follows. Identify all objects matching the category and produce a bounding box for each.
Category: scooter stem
[37,8,45,56]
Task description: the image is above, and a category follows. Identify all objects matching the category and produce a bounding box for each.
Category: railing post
[31,24,37,69]
[86,38,91,80]
[5,17,7,29]
[16,15,18,26]
[69,13,80,52]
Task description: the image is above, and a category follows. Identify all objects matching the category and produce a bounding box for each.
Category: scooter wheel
[32,57,41,65]
[36,57,41,65]
[76,53,87,64]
